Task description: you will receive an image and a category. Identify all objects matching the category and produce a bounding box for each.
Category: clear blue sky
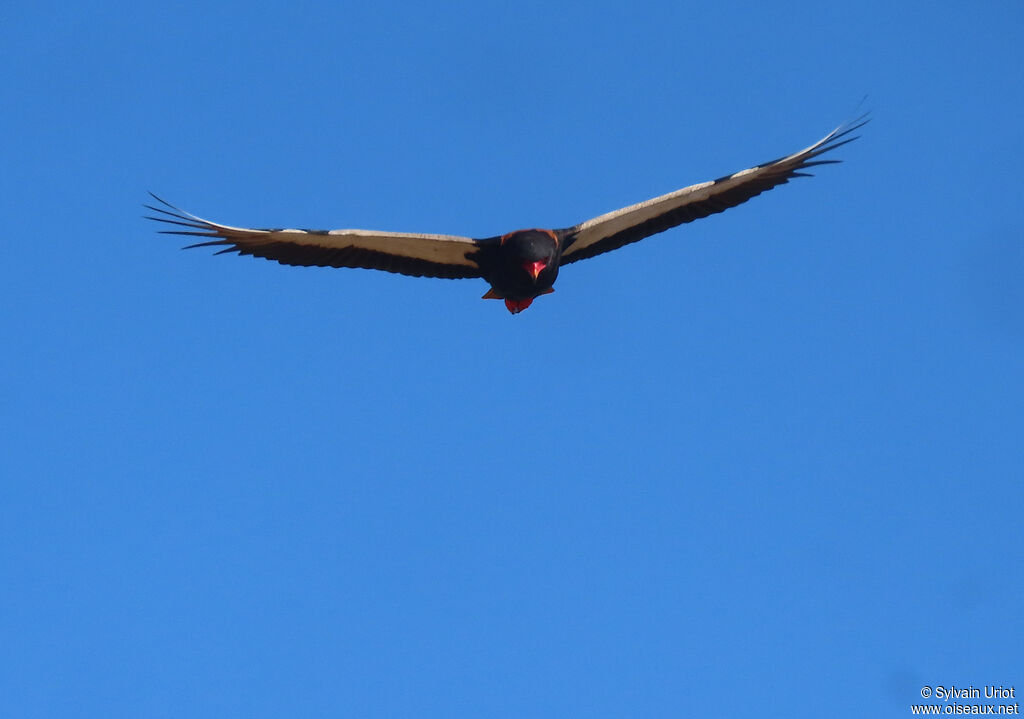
[2,1,1022,716]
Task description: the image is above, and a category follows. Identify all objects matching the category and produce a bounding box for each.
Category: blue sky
[2,1,1022,716]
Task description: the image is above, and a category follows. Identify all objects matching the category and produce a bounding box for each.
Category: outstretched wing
[145,194,488,279]
[558,115,868,265]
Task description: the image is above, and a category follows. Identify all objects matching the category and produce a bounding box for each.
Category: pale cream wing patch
[146,195,487,279]
[559,116,868,265]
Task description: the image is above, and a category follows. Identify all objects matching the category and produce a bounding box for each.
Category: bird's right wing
[146,194,491,279]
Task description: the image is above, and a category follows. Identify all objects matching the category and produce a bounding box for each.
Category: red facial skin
[524,260,546,281]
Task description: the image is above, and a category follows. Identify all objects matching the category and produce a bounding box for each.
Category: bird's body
[478,229,562,313]
[148,115,866,313]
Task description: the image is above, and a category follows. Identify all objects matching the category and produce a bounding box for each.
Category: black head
[491,229,561,299]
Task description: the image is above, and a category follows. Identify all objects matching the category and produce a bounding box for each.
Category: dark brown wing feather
[145,194,489,280]
[558,115,868,265]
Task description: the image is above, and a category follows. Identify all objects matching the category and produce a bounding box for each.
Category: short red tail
[504,297,534,314]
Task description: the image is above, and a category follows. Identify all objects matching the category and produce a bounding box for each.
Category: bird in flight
[147,115,866,314]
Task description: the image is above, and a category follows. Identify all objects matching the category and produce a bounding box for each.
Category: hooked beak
[524,260,547,282]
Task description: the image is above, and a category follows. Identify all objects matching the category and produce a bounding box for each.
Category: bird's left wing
[558,115,868,265]
[146,194,488,279]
